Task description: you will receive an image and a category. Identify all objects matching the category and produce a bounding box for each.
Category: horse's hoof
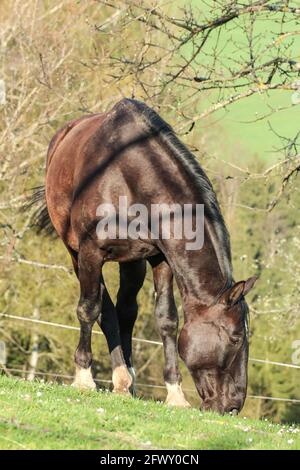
[165,397,192,408]
[112,388,132,396]
[72,366,97,391]
[72,381,97,391]
[112,365,132,396]
[165,382,192,408]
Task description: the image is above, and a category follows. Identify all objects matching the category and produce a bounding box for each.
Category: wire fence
[2,312,300,369]
[1,312,300,404]
[1,366,300,404]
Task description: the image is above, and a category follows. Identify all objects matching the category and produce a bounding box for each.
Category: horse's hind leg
[116,260,146,394]
[72,239,103,391]
[98,286,133,395]
[150,257,191,408]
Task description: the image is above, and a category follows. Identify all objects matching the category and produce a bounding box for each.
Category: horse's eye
[230,336,242,345]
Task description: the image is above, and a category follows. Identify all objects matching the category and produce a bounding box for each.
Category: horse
[31,98,257,414]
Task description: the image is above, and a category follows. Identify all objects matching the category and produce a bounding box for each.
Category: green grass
[0,375,299,450]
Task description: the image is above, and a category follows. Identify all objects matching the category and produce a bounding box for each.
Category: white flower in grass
[96,407,105,414]
[287,439,294,445]
[23,394,31,401]
[36,391,42,397]
[142,440,152,447]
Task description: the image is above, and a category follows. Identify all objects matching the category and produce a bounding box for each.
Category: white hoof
[72,366,96,391]
[165,382,191,408]
[112,365,132,395]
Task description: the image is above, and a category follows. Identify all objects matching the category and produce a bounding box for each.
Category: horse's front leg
[72,240,103,391]
[151,258,191,408]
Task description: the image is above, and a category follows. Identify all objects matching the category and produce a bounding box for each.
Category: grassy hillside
[0,375,299,450]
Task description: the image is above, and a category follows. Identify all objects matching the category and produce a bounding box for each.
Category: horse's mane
[115,98,233,285]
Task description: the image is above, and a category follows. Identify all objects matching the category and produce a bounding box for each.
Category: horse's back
[45,99,195,253]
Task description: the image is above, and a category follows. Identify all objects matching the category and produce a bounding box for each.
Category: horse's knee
[77,297,101,323]
[156,313,178,337]
[155,293,178,337]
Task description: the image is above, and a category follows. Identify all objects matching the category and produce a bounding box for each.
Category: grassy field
[0,375,299,450]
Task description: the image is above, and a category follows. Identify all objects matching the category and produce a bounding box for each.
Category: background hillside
[0,0,300,424]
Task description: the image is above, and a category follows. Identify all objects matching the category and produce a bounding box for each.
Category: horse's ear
[222,276,258,306]
[243,276,258,296]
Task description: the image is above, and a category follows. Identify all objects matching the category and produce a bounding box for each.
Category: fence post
[27,308,40,381]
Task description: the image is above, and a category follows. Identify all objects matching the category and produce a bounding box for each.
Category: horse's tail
[23,186,55,235]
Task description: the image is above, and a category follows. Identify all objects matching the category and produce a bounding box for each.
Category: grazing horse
[32,99,256,414]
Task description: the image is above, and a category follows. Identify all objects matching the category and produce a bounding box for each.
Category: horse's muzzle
[191,368,246,415]
[200,399,243,415]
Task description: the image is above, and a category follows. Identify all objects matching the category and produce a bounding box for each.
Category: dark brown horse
[32,99,256,414]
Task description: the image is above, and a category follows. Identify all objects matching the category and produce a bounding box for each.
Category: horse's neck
[161,231,229,315]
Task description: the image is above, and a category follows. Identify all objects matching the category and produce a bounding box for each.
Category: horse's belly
[97,238,159,262]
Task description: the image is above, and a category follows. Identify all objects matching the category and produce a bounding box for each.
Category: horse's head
[178,276,257,415]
